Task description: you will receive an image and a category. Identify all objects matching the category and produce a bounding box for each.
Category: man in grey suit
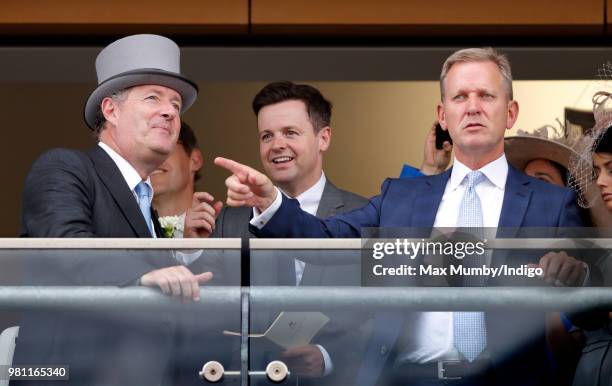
[209,81,368,384]
[16,34,219,386]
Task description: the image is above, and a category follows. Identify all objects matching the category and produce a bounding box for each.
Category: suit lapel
[88,146,153,238]
[298,180,344,286]
[315,180,344,218]
[152,209,164,238]
[493,166,533,267]
[498,166,532,229]
[411,169,450,228]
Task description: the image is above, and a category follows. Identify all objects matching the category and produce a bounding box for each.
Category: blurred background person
[152,121,209,238]
[400,121,453,178]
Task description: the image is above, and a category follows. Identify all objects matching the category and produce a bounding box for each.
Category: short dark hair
[92,89,128,137]
[178,121,202,182]
[549,160,569,186]
[252,81,332,132]
[594,127,612,153]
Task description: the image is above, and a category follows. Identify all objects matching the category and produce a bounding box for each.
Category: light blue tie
[135,181,154,237]
[454,170,487,362]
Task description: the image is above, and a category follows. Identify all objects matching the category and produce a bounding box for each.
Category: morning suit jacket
[15,146,183,386]
[253,165,584,386]
[213,179,369,386]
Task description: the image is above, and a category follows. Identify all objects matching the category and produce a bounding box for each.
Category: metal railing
[0,237,610,386]
[0,286,610,312]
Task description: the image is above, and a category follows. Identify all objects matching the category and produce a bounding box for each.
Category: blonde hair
[440,47,513,101]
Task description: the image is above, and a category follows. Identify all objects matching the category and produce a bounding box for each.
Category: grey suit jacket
[15,146,187,386]
[212,178,368,386]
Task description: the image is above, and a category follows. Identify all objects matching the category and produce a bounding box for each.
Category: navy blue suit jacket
[254,164,583,386]
[255,166,581,238]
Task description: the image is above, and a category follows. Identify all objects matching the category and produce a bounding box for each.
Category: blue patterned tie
[454,170,487,362]
[135,181,154,237]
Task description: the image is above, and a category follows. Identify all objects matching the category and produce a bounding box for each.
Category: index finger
[193,191,214,205]
[214,157,251,176]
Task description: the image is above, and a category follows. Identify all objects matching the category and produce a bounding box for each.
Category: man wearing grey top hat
[15,34,221,385]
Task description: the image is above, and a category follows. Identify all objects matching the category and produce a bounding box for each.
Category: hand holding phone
[420,122,453,175]
[435,123,453,150]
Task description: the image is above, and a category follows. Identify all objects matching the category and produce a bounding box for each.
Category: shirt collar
[296,172,327,207]
[279,172,327,208]
[98,142,152,194]
[448,153,508,191]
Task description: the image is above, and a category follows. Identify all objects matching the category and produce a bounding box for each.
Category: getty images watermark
[369,238,543,279]
[358,228,567,287]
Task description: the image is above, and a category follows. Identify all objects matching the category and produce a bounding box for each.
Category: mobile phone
[435,123,453,150]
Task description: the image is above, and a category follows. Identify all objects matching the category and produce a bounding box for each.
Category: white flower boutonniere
[159,215,184,238]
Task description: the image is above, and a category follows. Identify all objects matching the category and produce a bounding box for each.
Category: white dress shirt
[397,154,507,364]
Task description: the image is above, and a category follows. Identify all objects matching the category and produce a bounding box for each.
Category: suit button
[380,345,388,356]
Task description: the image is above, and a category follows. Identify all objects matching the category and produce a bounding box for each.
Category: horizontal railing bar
[249,286,612,311]
[250,239,362,249]
[0,238,241,249]
[0,286,610,312]
[0,286,240,312]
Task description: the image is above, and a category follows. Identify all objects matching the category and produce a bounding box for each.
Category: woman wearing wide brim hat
[505,134,576,183]
[505,127,610,227]
[569,91,612,386]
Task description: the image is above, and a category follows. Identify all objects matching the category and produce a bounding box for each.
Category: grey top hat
[84,34,198,130]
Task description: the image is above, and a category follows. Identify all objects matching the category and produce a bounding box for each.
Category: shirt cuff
[581,261,590,286]
[315,344,334,376]
[249,187,282,229]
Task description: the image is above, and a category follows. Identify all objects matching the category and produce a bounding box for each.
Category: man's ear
[101,97,119,126]
[318,126,331,152]
[436,102,447,130]
[506,100,519,131]
[190,148,204,173]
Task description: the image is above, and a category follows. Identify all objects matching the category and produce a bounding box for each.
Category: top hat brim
[504,136,578,171]
[84,69,198,130]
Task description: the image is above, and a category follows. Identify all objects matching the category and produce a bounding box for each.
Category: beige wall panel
[252,0,602,34]
[0,0,248,34]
